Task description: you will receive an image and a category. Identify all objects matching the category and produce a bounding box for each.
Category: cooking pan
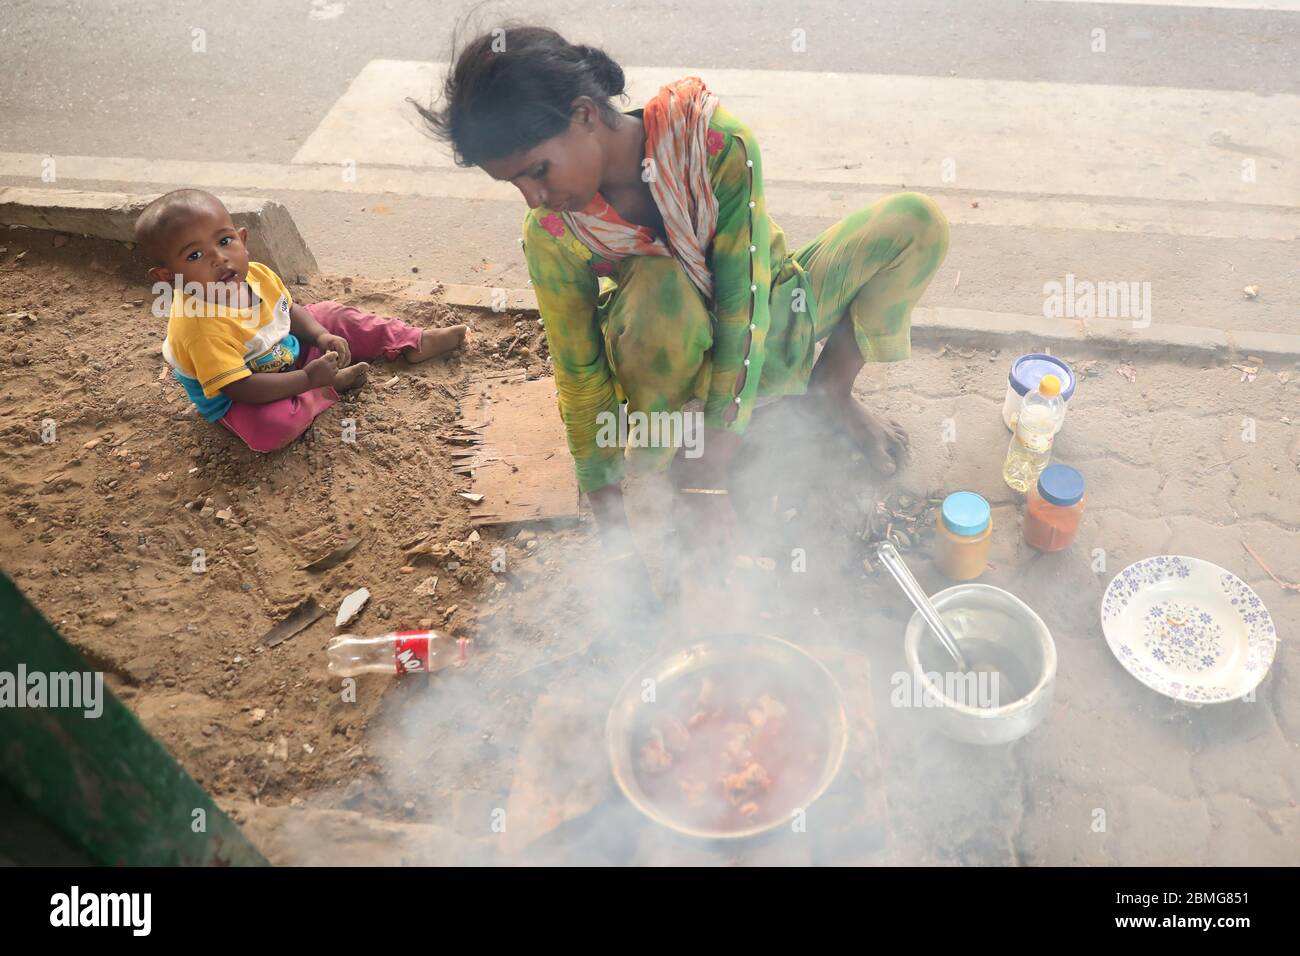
[605,631,848,841]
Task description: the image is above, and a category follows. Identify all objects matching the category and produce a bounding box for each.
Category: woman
[420,26,949,596]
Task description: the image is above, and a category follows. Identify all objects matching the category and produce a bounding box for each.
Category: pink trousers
[219,301,423,453]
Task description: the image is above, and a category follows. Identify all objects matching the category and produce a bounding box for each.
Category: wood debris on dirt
[1116,364,1137,383]
[301,537,362,572]
[260,597,327,648]
[860,490,945,572]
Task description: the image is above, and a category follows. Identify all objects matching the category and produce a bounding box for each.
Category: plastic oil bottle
[1003,373,1065,493]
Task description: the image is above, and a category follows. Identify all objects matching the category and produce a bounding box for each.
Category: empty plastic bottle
[327,630,464,676]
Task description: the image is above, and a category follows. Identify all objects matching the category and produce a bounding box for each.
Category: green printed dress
[522,102,950,494]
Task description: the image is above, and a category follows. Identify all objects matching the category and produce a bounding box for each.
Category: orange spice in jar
[1024,464,1085,553]
[933,492,992,581]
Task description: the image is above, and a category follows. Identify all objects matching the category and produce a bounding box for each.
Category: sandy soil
[0,227,556,816]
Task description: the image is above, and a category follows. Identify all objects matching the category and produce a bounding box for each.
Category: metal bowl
[606,632,848,841]
[903,584,1057,745]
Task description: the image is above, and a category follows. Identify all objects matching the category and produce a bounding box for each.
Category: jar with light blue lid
[935,492,992,580]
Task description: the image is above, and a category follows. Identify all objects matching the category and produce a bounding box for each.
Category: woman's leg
[603,255,740,628]
[305,301,465,363]
[798,191,950,473]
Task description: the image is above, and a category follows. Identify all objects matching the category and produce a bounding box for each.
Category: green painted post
[0,571,268,865]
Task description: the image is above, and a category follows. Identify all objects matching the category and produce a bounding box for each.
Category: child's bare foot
[333,361,370,392]
[807,391,910,476]
[404,325,468,364]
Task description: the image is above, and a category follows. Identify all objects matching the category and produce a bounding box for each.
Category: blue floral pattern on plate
[1100,555,1277,704]
[1141,600,1223,674]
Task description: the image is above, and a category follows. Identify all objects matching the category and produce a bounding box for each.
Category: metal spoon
[875,541,969,672]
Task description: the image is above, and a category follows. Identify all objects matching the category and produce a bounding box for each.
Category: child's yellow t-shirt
[161,262,299,420]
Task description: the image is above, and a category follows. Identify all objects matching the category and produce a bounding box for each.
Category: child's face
[481,101,606,213]
[148,202,250,303]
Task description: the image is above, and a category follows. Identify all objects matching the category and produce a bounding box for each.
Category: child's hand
[316,333,351,368]
[304,350,339,387]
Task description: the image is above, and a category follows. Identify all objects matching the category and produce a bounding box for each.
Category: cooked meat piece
[678,777,708,809]
[654,713,692,753]
[738,801,761,818]
[721,722,755,768]
[687,710,712,729]
[722,761,771,806]
[696,677,715,709]
[638,734,673,775]
[749,694,789,733]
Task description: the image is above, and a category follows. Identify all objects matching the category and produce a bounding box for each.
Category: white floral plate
[1101,555,1277,704]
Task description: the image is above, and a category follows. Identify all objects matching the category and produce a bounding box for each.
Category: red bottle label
[393,632,432,674]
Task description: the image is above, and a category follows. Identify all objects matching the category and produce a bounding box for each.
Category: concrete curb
[417,282,1300,362]
[0,187,319,282]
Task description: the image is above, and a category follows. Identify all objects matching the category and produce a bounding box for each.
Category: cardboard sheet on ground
[804,643,890,854]
[501,694,612,856]
[452,371,578,528]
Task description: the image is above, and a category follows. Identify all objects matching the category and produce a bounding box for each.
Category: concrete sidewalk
[728,342,1300,864]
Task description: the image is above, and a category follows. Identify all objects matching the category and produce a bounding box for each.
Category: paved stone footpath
[799,342,1300,865]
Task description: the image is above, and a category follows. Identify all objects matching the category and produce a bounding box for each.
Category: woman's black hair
[413,20,627,167]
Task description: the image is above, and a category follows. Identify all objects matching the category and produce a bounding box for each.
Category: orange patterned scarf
[562,76,720,302]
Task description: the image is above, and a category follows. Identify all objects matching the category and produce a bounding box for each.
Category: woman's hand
[588,483,660,616]
[671,426,742,557]
[316,332,352,369]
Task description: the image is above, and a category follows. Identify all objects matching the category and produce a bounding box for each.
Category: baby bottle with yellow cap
[1003,373,1066,493]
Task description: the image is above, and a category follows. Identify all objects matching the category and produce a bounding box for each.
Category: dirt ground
[0,227,563,821]
[4,226,1299,866]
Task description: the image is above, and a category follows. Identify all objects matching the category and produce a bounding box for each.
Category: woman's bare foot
[404,325,469,364]
[333,361,370,392]
[807,391,909,476]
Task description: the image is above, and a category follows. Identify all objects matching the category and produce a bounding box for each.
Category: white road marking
[293,60,1299,207]
[1,151,1295,240]
[1030,0,1300,11]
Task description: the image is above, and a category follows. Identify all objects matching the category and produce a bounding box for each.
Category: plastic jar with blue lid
[1003,354,1077,430]
[934,492,992,580]
[1024,464,1086,552]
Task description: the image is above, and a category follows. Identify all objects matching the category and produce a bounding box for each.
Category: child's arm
[289,303,350,367]
[221,351,339,404]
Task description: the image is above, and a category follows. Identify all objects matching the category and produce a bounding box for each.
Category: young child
[136,188,467,452]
